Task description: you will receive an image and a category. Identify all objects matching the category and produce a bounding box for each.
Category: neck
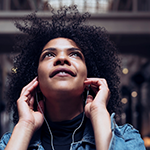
[45,93,84,122]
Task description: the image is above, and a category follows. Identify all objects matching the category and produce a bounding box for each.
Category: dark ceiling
[0,33,150,59]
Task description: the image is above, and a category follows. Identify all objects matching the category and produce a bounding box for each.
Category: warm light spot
[121,98,128,104]
[11,67,17,73]
[131,91,138,98]
[122,68,128,74]
[143,137,150,147]
[121,113,126,119]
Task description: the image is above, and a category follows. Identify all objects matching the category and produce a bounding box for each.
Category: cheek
[38,62,51,78]
[37,64,48,86]
[37,66,43,87]
[77,65,87,94]
[80,64,87,79]
[37,65,44,79]
[74,63,87,91]
[37,65,49,95]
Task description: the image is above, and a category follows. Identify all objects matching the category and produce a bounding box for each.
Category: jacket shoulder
[118,124,141,138]
[115,124,145,149]
[0,132,12,149]
[110,113,145,150]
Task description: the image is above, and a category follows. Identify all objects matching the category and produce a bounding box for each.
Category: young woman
[0,6,145,150]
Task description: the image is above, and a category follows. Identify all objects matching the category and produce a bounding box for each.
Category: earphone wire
[85,85,90,104]
[72,112,85,143]
[35,92,55,150]
[35,89,90,149]
[72,86,90,143]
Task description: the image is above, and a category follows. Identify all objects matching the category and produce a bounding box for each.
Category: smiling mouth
[50,69,76,78]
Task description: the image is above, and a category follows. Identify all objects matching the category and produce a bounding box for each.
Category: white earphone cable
[35,92,55,150]
[35,89,89,150]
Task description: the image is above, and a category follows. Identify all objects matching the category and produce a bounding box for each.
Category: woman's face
[38,38,87,98]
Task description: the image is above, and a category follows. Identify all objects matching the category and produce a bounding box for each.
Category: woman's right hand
[5,77,44,150]
[17,77,44,132]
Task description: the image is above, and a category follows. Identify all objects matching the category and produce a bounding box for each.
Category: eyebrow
[42,48,56,53]
[42,47,82,53]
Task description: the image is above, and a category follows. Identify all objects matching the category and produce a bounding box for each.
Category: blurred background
[0,0,150,149]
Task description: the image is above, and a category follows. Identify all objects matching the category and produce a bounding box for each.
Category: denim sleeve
[109,113,146,150]
[0,132,11,150]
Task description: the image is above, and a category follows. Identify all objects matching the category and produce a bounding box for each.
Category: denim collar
[81,118,95,145]
[28,113,117,148]
[28,117,96,148]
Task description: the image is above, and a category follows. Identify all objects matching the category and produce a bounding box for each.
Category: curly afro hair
[6,5,121,124]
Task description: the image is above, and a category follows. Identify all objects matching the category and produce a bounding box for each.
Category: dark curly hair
[6,5,121,124]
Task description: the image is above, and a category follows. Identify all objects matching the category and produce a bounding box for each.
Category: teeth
[59,72,66,74]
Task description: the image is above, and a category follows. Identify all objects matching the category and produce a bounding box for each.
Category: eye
[70,51,83,59]
[42,52,55,59]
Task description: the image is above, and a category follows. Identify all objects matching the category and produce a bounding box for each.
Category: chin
[51,85,84,96]
[40,80,85,97]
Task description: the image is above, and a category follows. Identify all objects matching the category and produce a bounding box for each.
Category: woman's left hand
[84,78,112,150]
[84,78,111,119]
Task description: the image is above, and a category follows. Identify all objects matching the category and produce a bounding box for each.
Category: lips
[50,68,76,78]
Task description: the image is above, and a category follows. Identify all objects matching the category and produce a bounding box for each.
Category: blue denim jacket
[0,113,146,150]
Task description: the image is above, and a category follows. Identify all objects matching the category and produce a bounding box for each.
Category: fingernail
[33,77,37,81]
[87,95,93,100]
[33,80,38,85]
[86,78,90,80]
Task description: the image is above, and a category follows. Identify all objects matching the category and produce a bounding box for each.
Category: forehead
[43,38,80,50]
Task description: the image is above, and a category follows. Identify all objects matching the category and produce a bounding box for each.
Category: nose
[54,54,71,66]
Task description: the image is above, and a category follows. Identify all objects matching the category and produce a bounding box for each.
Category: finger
[21,77,37,93]
[85,78,110,106]
[18,95,28,104]
[86,95,93,104]
[100,78,108,86]
[84,78,105,85]
[85,78,107,82]
[90,85,99,94]
[21,77,38,96]
[18,79,38,108]
[21,79,38,97]
[84,81,101,94]
[29,96,35,110]
[21,81,38,95]
[84,78,108,89]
